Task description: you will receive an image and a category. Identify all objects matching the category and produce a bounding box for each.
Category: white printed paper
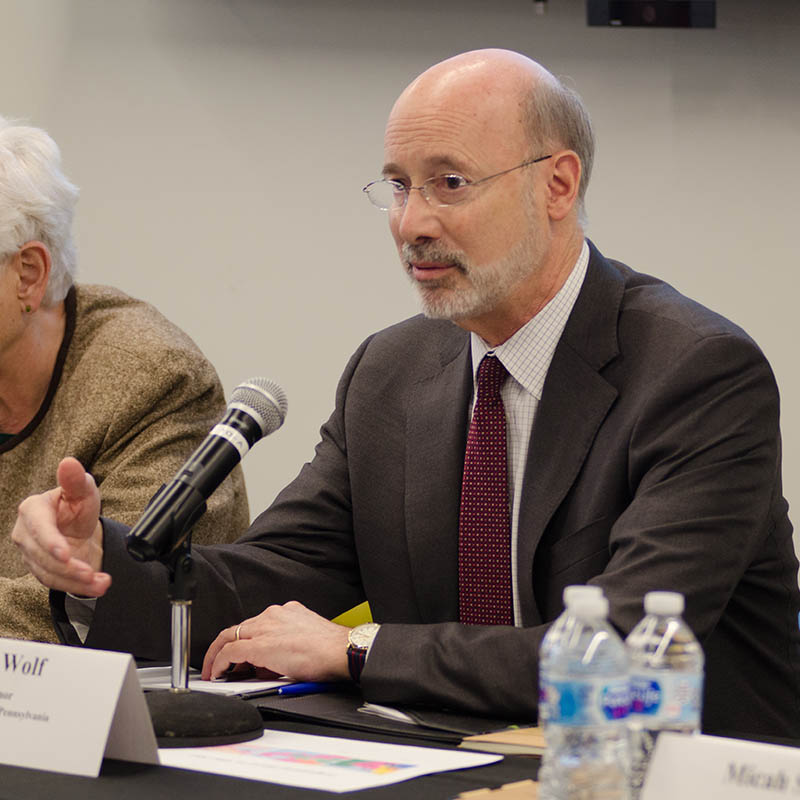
[159,729,501,792]
[137,665,288,696]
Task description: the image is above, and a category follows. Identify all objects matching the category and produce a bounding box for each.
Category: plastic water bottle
[538,586,605,797]
[539,592,631,800]
[625,591,704,799]
[538,585,606,728]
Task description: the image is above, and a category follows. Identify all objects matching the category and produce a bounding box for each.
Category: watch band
[347,644,368,683]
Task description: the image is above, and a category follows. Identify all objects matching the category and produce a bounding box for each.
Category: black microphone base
[145,689,263,748]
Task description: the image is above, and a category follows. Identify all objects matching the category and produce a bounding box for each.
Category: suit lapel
[404,329,472,623]
[516,244,625,625]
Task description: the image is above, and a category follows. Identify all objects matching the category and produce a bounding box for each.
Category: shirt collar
[470,240,589,400]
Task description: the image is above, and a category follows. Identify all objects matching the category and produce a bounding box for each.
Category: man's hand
[12,456,110,597]
[201,601,351,683]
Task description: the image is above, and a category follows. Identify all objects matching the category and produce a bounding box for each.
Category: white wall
[2,0,798,546]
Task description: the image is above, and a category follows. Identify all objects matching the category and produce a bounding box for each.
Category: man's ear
[15,241,52,311]
[545,150,581,222]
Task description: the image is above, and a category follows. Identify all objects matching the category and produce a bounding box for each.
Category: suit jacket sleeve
[80,339,373,662]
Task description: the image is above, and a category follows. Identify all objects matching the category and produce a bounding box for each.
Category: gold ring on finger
[234,623,243,642]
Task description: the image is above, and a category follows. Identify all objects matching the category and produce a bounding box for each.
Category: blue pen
[276,681,339,696]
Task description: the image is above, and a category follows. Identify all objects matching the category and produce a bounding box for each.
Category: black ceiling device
[587,1,716,28]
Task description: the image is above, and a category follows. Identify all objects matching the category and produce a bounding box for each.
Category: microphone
[126,377,287,562]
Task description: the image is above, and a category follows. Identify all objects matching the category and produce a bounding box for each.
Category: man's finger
[56,457,96,504]
[24,555,111,597]
[201,627,237,679]
[208,640,252,680]
[13,491,69,556]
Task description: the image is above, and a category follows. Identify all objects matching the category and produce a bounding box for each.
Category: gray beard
[401,233,542,321]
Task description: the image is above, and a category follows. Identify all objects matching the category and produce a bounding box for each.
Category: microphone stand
[167,539,194,691]
[142,526,263,748]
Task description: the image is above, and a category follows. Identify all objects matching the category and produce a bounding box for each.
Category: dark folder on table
[252,690,515,744]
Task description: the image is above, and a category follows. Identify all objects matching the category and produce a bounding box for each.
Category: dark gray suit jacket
[71,242,800,739]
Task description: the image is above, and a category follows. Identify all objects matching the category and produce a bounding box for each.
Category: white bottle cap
[644,591,685,616]
[563,584,604,608]
[570,593,609,619]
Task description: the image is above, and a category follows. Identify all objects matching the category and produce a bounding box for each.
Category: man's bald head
[390,49,594,222]
[397,48,554,106]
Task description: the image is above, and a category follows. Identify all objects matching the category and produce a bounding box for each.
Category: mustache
[401,243,468,273]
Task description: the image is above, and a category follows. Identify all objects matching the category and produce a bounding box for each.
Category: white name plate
[642,732,800,800]
[0,637,158,777]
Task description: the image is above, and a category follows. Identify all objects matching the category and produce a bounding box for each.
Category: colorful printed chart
[159,729,501,792]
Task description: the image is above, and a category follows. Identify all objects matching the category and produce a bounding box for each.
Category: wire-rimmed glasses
[362,154,552,211]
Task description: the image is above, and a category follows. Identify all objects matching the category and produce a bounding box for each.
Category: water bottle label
[545,676,630,726]
[630,670,703,724]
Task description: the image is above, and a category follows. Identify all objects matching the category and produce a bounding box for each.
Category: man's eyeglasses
[362,154,552,211]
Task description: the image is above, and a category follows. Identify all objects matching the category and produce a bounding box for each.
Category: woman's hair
[0,116,79,304]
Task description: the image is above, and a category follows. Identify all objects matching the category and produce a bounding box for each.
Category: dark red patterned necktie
[458,354,512,626]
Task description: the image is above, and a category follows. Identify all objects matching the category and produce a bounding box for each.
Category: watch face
[349,622,380,649]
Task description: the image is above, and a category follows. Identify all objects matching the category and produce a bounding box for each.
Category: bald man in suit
[13,49,800,740]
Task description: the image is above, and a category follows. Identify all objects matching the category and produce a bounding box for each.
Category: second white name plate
[643,731,800,800]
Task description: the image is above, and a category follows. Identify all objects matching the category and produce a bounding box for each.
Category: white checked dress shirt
[468,240,589,625]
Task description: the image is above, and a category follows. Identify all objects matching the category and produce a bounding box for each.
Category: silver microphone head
[230,377,287,437]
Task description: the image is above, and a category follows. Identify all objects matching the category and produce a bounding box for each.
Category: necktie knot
[476,355,507,403]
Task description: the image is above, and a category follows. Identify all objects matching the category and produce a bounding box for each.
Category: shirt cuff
[64,593,97,644]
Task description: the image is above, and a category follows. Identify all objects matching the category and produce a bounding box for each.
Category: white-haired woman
[0,117,249,642]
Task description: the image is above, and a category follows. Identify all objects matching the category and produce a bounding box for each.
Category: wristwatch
[346,622,381,684]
